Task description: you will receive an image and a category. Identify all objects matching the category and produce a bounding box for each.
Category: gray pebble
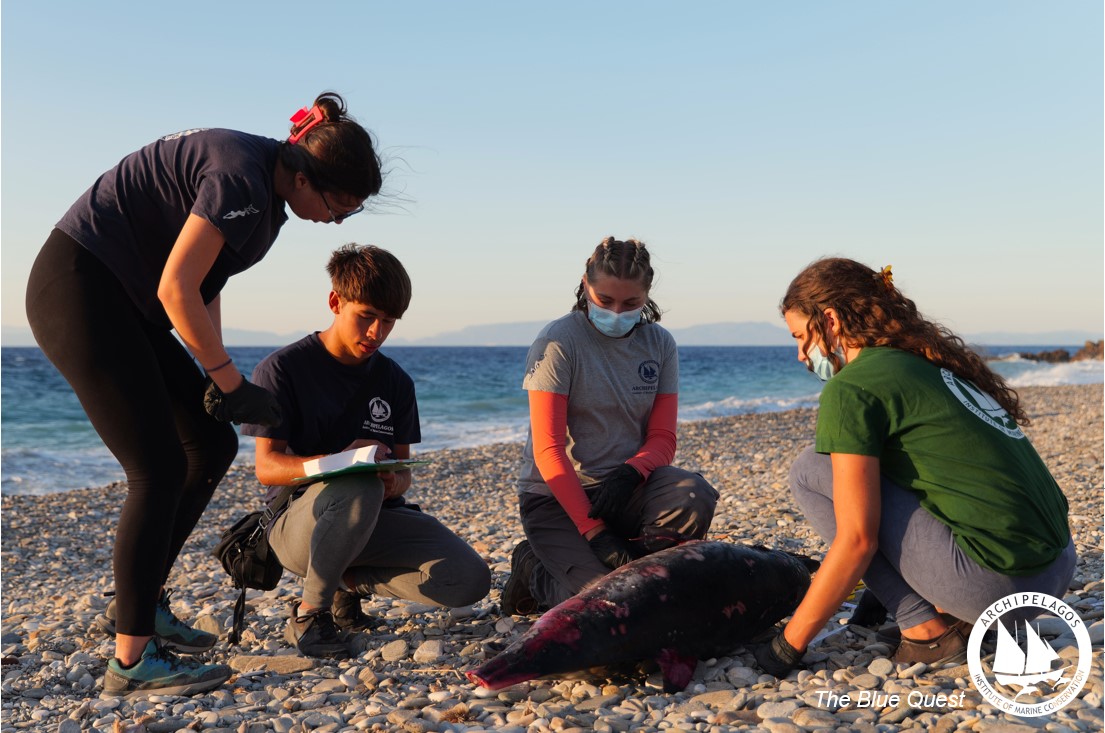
[867,657,894,677]
[756,700,801,718]
[413,639,444,663]
[380,639,409,662]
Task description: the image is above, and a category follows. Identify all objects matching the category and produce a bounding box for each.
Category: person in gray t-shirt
[502,237,720,615]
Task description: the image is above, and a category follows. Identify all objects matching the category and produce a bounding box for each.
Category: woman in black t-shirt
[25,92,383,698]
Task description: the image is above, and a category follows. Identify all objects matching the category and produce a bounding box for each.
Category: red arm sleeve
[625,392,678,479]
[528,390,603,536]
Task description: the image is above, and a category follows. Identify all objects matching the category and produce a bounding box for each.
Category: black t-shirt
[242,333,421,457]
[56,128,288,327]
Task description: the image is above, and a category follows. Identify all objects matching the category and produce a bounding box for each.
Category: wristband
[206,357,234,374]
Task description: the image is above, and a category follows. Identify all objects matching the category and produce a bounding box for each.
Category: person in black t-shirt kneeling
[242,245,490,658]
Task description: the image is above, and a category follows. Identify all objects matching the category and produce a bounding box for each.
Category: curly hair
[780,257,1027,425]
[572,236,662,323]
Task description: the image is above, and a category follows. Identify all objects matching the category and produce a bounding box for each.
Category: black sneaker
[285,605,350,659]
[102,638,230,699]
[501,540,540,616]
[96,590,217,653]
[331,590,377,634]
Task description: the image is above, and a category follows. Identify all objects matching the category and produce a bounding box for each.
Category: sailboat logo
[992,621,1069,700]
[940,369,1025,439]
[968,592,1091,718]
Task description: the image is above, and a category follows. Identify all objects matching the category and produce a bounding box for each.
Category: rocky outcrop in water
[1019,340,1103,362]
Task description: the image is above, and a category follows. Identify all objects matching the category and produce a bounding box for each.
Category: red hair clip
[288,104,325,144]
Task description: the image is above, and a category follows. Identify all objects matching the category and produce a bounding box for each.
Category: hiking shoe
[331,589,377,634]
[501,540,540,616]
[891,620,971,667]
[285,605,350,659]
[96,590,217,653]
[102,638,230,699]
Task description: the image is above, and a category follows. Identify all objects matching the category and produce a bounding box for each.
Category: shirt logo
[940,369,1024,439]
[638,360,660,383]
[369,397,391,423]
[160,128,207,141]
[223,205,260,220]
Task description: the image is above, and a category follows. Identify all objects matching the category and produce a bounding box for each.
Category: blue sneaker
[95,590,217,653]
[102,639,230,698]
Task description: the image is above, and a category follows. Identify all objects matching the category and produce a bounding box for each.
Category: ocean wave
[417,417,531,452]
[2,446,124,495]
[1003,360,1104,387]
[678,393,823,421]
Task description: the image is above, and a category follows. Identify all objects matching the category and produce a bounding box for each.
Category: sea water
[2,345,1099,495]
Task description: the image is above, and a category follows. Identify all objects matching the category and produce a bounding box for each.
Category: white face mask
[587,301,643,338]
[807,343,846,381]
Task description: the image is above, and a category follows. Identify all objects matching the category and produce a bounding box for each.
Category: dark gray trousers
[519,465,719,608]
[790,446,1076,628]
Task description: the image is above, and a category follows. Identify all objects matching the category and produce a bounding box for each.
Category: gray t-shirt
[516,310,679,495]
[56,128,287,327]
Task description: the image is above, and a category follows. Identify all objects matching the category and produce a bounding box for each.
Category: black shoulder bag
[211,483,297,644]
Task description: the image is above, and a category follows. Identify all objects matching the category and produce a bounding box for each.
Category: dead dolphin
[468,540,818,692]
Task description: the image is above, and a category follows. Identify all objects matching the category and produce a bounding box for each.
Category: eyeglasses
[320,190,365,223]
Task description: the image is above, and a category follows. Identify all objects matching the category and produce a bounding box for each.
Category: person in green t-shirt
[754,257,1076,679]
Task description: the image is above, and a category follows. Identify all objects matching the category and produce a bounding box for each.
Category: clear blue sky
[3,1,1102,343]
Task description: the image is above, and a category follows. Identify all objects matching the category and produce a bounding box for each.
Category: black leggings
[25,230,237,636]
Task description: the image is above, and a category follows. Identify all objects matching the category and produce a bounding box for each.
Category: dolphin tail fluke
[657,648,698,692]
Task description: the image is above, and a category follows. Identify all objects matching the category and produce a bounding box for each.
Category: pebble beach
[2,384,1102,733]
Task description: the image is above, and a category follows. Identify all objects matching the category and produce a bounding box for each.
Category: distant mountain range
[3,322,1100,348]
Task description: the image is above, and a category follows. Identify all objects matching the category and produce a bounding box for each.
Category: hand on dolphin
[754,629,804,678]
[587,529,634,569]
[587,464,643,521]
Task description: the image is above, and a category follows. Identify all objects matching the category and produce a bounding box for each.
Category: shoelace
[145,639,187,671]
[295,609,343,640]
[157,589,192,630]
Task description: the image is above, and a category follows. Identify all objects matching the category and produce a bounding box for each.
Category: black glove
[587,464,643,521]
[204,378,282,427]
[753,629,804,678]
[588,530,635,570]
[848,588,888,629]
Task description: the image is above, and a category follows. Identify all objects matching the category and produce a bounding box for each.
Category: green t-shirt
[815,347,1070,576]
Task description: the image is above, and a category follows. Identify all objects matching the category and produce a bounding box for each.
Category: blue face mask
[807,344,845,381]
[588,302,643,338]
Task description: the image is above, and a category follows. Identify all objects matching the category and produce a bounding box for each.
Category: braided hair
[573,237,662,323]
[780,257,1027,425]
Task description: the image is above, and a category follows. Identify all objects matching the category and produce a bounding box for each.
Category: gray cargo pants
[268,473,491,610]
